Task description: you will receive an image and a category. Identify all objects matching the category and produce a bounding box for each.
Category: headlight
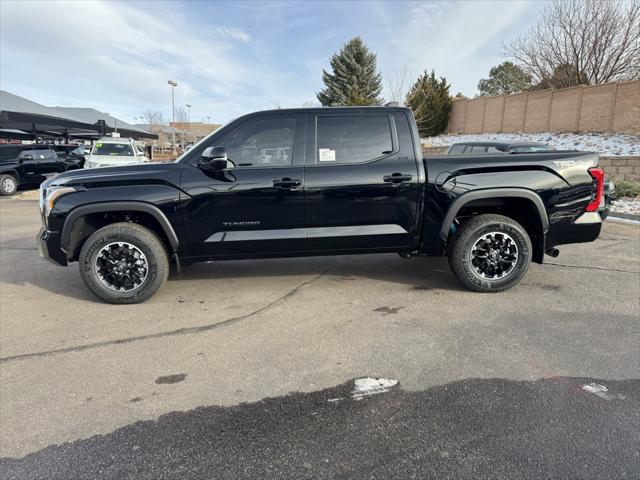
[41,186,79,216]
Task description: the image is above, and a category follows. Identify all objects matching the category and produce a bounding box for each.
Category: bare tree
[142,110,165,134]
[174,106,188,123]
[385,67,414,105]
[506,0,640,87]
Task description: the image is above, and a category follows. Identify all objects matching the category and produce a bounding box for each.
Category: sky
[1,0,544,125]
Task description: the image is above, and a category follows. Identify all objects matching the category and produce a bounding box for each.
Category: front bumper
[37,226,67,266]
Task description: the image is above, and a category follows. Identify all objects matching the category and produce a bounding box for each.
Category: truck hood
[43,162,181,189]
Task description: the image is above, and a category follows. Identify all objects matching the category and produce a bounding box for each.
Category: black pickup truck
[37,106,605,303]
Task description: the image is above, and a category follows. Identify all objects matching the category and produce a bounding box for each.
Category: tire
[0,174,18,196]
[79,222,169,303]
[448,214,532,293]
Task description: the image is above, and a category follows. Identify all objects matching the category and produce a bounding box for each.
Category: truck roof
[248,106,412,115]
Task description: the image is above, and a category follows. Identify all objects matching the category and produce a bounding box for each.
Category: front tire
[79,222,169,303]
[0,174,18,196]
[448,214,532,293]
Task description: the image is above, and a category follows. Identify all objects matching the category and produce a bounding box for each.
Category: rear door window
[470,146,488,153]
[0,147,21,160]
[316,115,394,164]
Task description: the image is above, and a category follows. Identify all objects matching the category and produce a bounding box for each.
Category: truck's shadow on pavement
[170,255,464,291]
[2,376,638,479]
[2,249,464,302]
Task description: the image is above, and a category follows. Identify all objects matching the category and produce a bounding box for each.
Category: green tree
[406,70,452,137]
[477,61,532,96]
[317,37,383,106]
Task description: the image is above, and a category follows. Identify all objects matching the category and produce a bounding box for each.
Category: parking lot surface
[1,197,639,478]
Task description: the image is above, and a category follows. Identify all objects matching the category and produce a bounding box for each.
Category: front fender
[60,201,179,253]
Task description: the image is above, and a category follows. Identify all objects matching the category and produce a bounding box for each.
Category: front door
[304,111,421,253]
[180,114,307,258]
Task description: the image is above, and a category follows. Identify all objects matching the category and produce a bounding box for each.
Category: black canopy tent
[0,110,158,141]
[0,91,157,141]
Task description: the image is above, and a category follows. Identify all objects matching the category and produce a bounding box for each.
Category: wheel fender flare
[439,188,550,241]
[0,169,21,182]
[60,201,179,253]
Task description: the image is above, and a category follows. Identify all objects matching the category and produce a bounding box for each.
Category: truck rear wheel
[448,214,531,293]
[79,222,169,304]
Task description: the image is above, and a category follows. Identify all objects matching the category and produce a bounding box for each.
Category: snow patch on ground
[612,199,640,215]
[351,378,398,400]
[423,132,640,157]
[582,383,627,401]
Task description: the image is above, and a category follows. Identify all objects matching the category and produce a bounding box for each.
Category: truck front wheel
[448,214,532,293]
[79,222,169,303]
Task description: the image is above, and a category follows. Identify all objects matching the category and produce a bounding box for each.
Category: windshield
[92,143,134,156]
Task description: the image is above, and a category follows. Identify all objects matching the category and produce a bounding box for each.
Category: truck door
[304,111,421,252]
[180,113,307,257]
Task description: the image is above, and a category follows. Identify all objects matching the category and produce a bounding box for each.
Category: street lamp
[185,104,192,144]
[168,80,178,153]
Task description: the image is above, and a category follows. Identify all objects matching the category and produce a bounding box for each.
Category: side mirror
[200,146,229,171]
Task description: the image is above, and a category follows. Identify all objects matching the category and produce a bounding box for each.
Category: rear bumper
[37,226,67,266]
[548,211,602,248]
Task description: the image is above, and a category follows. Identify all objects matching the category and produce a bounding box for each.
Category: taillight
[585,167,604,212]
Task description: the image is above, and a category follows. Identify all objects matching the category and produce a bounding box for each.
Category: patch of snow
[611,198,640,214]
[351,377,398,400]
[582,383,627,401]
[423,132,640,157]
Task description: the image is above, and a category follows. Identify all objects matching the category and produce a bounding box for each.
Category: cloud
[0,0,254,121]
[0,0,541,123]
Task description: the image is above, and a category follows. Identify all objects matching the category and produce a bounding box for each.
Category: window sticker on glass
[319,148,336,161]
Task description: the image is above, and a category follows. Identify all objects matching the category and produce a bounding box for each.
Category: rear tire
[0,174,18,196]
[79,222,169,303]
[448,214,532,293]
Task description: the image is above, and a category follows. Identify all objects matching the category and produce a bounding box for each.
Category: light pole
[167,80,177,153]
[185,104,191,144]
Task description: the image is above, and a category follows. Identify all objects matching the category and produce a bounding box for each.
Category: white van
[84,137,149,169]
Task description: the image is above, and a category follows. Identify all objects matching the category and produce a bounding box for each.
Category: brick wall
[448,80,640,135]
[599,156,640,182]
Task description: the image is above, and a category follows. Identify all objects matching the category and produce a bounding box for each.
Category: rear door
[303,111,421,252]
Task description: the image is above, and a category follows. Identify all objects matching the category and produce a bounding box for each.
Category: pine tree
[406,70,452,137]
[317,37,383,106]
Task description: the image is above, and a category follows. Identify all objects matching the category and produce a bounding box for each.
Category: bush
[613,181,640,199]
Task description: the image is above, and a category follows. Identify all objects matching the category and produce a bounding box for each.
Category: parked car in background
[447,141,551,154]
[446,140,612,219]
[51,144,86,170]
[84,137,149,169]
[0,144,66,196]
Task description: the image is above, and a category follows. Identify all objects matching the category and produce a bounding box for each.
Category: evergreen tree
[317,37,383,106]
[477,61,532,96]
[406,70,452,137]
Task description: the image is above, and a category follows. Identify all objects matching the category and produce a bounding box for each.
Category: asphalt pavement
[1,196,639,479]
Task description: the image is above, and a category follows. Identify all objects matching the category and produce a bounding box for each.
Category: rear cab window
[315,115,395,165]
[448,145,465,154]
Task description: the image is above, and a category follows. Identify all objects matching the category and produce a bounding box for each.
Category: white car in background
[84,137,149,169]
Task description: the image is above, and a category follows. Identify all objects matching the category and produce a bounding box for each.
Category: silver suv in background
[84,137,149,169]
